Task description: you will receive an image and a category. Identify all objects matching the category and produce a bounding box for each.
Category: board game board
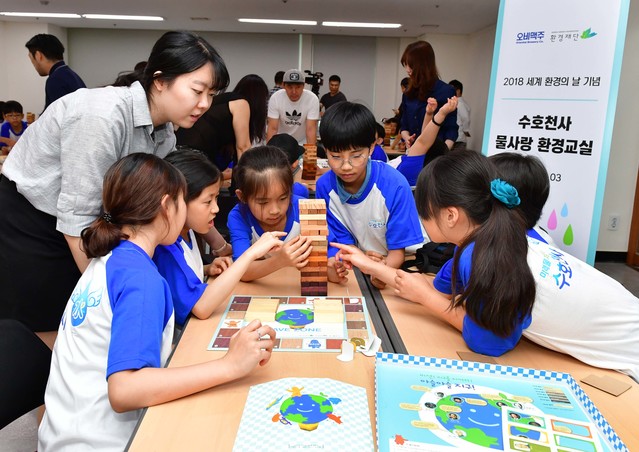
[233,378,373,451]
[376,353,627,452]
[208,295,373,352]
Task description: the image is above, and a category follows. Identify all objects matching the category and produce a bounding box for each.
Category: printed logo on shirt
[70,284,103,327]
[368,219,386,229]
[531,239,573,290]
[285,110,302,126]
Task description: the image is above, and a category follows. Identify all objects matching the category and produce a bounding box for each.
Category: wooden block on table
[244,298,280,322]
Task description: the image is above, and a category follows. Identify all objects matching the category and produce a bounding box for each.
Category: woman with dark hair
[176,73,269,175]
[399,41,457,149]
[0,31,229,336]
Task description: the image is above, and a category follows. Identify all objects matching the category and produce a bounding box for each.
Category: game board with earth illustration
[233,377,373,451]
[376,353,627,452]
[207,295,373,352]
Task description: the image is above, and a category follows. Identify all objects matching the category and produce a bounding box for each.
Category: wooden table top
[127,267,378,451]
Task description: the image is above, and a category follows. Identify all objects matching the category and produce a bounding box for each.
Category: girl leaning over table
[334,151,639,382]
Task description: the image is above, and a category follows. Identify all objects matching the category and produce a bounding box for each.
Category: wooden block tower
[301,144,318,181]
[299,199,328,296]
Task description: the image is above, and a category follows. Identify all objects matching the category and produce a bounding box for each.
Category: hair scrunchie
[102,212,113,223]
[490,179,520,209]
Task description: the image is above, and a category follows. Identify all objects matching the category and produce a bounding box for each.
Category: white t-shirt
[267,88,320,144]
[524,238,639,382]
[38,241,175,451]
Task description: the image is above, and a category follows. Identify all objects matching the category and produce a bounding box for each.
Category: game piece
[244,297,280,322]
[301,144,317,180]
[337,340,355,362]
[234,378,373,450]
[376,353,627,451]
[208,295,373,352]
[299,199,328,296]
[581,374,632,397]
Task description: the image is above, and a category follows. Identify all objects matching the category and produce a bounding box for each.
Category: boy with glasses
[315,102,424,288]
[1,101,28,153]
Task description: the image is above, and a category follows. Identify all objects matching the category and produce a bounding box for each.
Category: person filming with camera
[267,69,320,145]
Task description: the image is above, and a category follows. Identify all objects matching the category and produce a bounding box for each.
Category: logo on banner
[517,28,598,45]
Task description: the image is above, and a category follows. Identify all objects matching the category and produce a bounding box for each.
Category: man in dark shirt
[319,75,347,115]
[26,34,86,112]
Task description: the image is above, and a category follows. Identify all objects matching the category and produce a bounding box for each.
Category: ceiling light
[0,12,81,18]
[82,14,163,21]
[238,18,317,26]
[322,21,401,29]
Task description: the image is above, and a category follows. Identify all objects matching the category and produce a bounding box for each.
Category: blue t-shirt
[316,160,424,257]
[0,121,28,148]
[293,181,310,198]
[371,144,388,163]
[400,79,457,142]
[153,233,207,326]
[396,154,426,186]
[433,242,532,356]
[228,194,303,260]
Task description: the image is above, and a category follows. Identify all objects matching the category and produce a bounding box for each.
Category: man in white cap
[267,69,320,145]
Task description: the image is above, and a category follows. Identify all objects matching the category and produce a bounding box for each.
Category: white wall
[1,18,637,253]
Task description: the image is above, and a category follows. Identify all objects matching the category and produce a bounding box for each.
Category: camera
[304,70,323,96]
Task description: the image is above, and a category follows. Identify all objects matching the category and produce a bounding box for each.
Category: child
[489,152,555,245]
[228,145,313,281]
[0,100,27,152]
[315,101,424,287]
[335,151,639,381]
[389,96,457,186]
[371,123,389,162]
[38,154,280,451]
[154,149,284,326]
[267,132,309,198]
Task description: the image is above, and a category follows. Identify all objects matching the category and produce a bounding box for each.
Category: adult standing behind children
[25,34,86,112]
[399,41,457,149]
[320,75,347,114]
[267,69,320,145]
[0,31,229,337]
[449,79,471,151]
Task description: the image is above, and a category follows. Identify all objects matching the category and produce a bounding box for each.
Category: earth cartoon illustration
[271,386,342,431]
[275,308,314,329]
[407,385,542,450]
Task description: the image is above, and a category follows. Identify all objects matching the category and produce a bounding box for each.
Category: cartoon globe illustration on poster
[414,385,543,449]
[275,308,314,329]
[271,386,342,431]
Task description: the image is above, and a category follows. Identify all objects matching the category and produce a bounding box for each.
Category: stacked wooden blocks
[312,298,344,323]
[299,199,328,296]
[301,144,317,180]
[244,298,280,322]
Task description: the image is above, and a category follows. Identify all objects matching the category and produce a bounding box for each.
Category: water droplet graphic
[563,224,574,246]
[547,210,558,231]
[561,203,569,217]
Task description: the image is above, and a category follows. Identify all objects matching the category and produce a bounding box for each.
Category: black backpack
[401,242,455,275]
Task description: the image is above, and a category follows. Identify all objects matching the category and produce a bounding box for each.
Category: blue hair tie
[490,179,520,209]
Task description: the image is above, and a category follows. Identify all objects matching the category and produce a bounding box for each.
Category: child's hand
[439,96,458,116]
[394,269,431,304]
[224,320,276,376]
[206,256,233,277]
[365,250,387,266]
[328,257,349,284]
[247,231,286,260]
[425,97,438,115]
[331,242,374,274]
[278,236,313,269]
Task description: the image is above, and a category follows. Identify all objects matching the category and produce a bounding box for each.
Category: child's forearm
[239,253,287,282]
[107,359,239,413]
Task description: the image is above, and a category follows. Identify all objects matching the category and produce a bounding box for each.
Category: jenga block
[244,298,280,322]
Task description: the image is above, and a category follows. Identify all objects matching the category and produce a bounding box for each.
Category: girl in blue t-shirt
[228,145,313,281]
[39,153,280,451]
[154,149,286,326]
[333,151,534,357]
